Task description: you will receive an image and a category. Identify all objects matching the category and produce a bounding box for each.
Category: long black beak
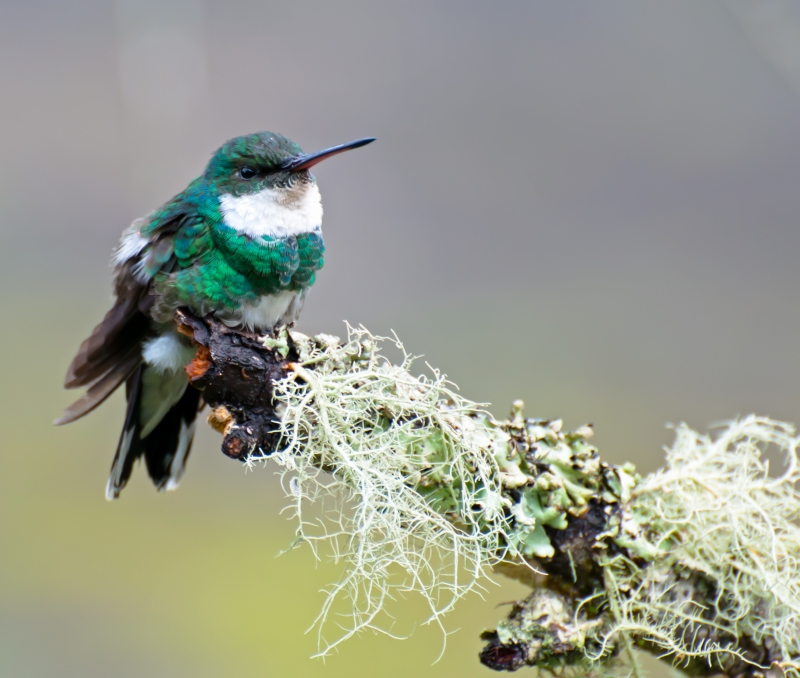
[282,137,376,173]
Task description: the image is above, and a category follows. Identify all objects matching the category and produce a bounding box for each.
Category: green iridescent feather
[140,181,325,315]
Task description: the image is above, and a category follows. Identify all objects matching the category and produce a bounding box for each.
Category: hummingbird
[56,131,375,499]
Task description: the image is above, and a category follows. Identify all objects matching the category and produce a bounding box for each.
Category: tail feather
[58,245,204,499]
[106,366,202,500]
[144,385,202,491]
[106,365,146,499]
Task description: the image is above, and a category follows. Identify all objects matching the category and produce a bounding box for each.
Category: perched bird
[56,131,375,499]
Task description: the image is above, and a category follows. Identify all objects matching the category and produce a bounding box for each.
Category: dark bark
[175,310,293,460]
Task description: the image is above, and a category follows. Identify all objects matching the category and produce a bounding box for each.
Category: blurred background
[3,0,800,675]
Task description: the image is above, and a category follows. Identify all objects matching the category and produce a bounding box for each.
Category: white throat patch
[219,183,323,238]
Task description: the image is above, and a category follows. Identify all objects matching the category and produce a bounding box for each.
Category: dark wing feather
[56,197,194,427]
[64,292,147,387]
[54,343,142,425]
[56,255,154,425]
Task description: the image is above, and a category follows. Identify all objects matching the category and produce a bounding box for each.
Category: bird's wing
[55,193,195,425]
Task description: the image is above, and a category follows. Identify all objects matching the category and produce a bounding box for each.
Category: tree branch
[175,311,800,676]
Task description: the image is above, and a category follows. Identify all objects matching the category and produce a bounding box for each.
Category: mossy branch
[177,311,800,676]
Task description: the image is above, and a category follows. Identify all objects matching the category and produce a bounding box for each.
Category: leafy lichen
[247,326,611,657]
[241,325,800,675]
[600,416,800,676]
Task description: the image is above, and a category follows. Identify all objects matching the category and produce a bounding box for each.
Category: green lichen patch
[248,325,607,657]
[242,324,800,675]
[597,417,800,676]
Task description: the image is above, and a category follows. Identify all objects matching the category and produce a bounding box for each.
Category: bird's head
[204,131,374,198]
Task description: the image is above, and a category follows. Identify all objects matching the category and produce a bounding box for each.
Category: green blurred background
[3,1,800,675]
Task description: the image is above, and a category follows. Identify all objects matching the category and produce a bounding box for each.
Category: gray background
[2,1,800,676]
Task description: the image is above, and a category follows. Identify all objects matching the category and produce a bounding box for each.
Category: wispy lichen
[603,416,800,676]
[208,321,800,674]
[248,326,515,657]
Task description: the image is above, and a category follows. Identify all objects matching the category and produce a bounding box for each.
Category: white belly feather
[221,289,306,331]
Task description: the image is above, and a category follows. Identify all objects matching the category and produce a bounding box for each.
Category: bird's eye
[239,167,256,180]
